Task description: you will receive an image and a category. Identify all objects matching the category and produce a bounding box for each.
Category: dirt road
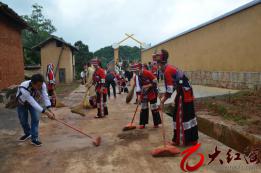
[0,85,257,173]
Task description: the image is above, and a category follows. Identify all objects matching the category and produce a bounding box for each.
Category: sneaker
[31,139,42,147]
[18,134,31,142]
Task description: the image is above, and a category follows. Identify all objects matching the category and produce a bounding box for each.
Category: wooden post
[114,48,119,65]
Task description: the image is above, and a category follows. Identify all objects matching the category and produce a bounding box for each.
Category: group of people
[15,49,198,147]
[80,59,131,118]
[128,49,198,146]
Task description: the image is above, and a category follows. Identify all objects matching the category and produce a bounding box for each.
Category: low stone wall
[164,104,261,155]
[185,71,261,89]
[0,85,18,108]
[197,115,261,154]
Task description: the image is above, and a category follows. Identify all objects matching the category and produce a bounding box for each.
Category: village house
[33,36,78,84]
[142,0,261,89]
[0,2,33,90]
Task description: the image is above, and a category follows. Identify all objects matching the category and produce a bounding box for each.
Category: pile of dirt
[117,130,149,142]
[195,89,261,135]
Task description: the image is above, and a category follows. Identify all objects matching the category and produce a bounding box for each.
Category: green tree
[22,3,56,65]
[119,45,141,62]
[93,45,141,67]
[93,46,114,67]
[74,41,93,78]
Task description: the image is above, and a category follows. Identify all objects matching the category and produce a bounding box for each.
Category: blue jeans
[17,104,40,140]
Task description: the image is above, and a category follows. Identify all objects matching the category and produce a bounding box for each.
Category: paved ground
[162,85,239,104]
[0,85,259,173]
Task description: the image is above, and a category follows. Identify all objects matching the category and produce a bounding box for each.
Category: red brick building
[0,2,32,90]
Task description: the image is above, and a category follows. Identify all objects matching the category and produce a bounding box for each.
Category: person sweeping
[131,63,161,129]
[151,56,159,82]
[156,49,198,146]
[84,63,97,108]
[91,58,108,118]
[16,74,55,147]
[133,70,141,104]
[105,68,117,99]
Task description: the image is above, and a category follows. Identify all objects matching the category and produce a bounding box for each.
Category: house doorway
[59,68,66,83]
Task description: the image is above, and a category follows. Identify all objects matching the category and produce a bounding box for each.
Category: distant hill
[94,45,141,66]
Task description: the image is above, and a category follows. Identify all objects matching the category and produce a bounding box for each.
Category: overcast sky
[3,0,252,51]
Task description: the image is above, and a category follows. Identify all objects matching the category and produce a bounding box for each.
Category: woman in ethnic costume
[156,49,198,146]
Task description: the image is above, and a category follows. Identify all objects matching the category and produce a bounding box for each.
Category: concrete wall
[40,41,74,83]
[142,4,261,89]
[0,16,24,90]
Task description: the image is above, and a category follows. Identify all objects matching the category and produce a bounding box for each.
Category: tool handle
[87,84,94,90]
[159,99,167,147]
[84,84,94,98]
[55,119,93,139]
[84,84,93,97]
[159,109,167,147]
[130,103,139,124]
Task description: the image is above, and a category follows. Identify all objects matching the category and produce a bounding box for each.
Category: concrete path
[0,85,258,173]
[160,85,239,104]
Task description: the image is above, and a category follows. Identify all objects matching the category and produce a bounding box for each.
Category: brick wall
[0,16,25,90]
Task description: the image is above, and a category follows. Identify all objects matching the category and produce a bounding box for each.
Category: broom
[122,102,139,131]
[71,104,86,116]
[55,118,101,146]
[126,84,135,103]
[83,84,94,108]
[151,107,180,157]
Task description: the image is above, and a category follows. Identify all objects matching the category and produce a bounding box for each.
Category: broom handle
[87,84,93,91]
[159,100,167,147]
[130,93,142,124]
[130,103,139,124]
[55,119,93,139]
[84,84,94,98]
[100,91,103,116]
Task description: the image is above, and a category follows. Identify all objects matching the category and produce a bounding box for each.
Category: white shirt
[16,80,51,113]
[135,75,141,92]
[80,71,85,78]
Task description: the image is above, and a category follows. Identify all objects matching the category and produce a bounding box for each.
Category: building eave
[0,2,34,32]
[32,35,79,52]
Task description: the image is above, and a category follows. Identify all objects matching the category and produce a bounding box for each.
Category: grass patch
[196,89,261,134]
[200,98,248,126]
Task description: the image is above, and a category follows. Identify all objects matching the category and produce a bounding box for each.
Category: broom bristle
[126,85,135,103]
[122,125,136,131]
[93,136,101,146]
[55,100,66,108]
[151,145,180,157]
[71,104,86,116]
